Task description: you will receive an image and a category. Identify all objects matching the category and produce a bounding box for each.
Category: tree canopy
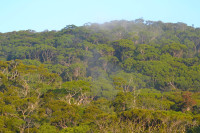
[0,19,200,132]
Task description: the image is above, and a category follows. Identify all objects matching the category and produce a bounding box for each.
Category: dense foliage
[0,19,200,132]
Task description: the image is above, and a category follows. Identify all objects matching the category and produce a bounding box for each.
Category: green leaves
[161,43,187,58]
[0,20,200,132]
[48,101,80,129]
[38,123,57,133]
[62,80,91,93]
[111,39,135,61]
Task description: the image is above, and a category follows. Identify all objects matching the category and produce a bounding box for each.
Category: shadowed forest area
[0,19,200,132]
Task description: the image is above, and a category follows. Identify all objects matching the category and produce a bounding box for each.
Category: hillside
[0,19,200,132]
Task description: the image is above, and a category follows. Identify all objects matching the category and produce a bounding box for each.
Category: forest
[0,19,200,132]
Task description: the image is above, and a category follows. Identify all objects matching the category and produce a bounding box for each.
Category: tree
[181,91,196,112]
[111,39,135,61]
[38,123,57,133]
[61,80,91,105]
[161,43,187,58]
[47,100,80,129]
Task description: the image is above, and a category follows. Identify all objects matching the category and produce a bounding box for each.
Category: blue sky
[0,0,199,33]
